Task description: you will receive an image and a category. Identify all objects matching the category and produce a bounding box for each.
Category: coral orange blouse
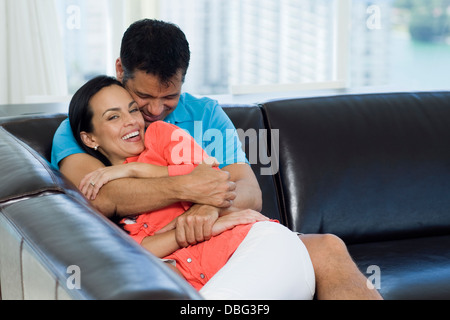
[122,121,253,290]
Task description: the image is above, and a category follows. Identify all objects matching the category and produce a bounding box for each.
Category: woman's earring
[94,146,99,151]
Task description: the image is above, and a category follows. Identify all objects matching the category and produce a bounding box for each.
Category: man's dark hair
[120,19,191,85]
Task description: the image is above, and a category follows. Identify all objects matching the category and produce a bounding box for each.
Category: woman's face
[82,85,145,165]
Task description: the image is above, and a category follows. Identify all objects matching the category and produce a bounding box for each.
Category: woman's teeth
[122,131,139,140]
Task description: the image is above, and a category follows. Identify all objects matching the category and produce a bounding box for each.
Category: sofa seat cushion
[349,235,450,300]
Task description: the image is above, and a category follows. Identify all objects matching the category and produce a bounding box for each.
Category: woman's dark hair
[68,75,123,167]
[120,19,191,85]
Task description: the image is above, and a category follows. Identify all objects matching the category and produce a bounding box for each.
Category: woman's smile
[86,84,146,165]
[122,130,141,141]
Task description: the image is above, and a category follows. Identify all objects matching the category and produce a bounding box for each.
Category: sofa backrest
[6,91,449,249]
[223,105,283,222]
[0,114,67,163]
[0,107,284,223]
[263,91,450,244]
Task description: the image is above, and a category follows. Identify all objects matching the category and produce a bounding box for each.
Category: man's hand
[180,163,237,208]
[156,206,270,248]
[157,204,220,247]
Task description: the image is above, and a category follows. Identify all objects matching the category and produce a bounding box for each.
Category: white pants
[199,222,315,300]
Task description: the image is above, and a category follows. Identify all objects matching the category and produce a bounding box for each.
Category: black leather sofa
[1,91,450,300]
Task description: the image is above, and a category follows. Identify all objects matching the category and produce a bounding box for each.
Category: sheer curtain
[0,0,67,105]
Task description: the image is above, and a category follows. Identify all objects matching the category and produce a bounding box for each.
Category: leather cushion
[349,235,450,299]
[0,127,67,203]
[223,105,282,222]
[263,92,450,244]
[0,114,67,162]
[1,194,201,300]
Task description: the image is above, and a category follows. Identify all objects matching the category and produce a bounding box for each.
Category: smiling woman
[68,75,171,199]
[67,75,316,300]
[80,85,145,166]
[69,76,144,167]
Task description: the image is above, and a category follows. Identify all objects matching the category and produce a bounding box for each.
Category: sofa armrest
[0,193,201,300]
[0,116,201,300]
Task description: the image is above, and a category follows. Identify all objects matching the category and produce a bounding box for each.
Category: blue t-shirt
[51,93,248,170]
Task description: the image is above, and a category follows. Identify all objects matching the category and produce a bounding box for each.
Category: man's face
[122,69,183,128]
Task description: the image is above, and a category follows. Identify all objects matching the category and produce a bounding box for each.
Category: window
[55,0,162,95]
[55,0,112,94]
[159,0,344,95]
[56,0,450,98]
[350,0,450,91]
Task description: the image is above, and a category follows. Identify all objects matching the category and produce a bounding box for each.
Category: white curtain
[0,0,67,105]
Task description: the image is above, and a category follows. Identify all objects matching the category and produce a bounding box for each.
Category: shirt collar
[165,93,190,123]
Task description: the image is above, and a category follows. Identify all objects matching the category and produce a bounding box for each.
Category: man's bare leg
[300,234,383,300]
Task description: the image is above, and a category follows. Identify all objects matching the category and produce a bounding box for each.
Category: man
[52,19,382,300]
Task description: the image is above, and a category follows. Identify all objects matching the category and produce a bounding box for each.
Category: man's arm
[222,162,262,213]
[143,210,270,258]
[164,163,263,247]
[60,153,236,219]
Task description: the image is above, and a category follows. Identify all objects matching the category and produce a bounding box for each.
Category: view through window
[55,0,450,97]
[350,0,450,90]
[55,0,112,94]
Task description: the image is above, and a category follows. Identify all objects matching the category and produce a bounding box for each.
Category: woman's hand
[79,163,168,200]
[211,209,270,237]
[156,208,270,248]
[142,210,269,260]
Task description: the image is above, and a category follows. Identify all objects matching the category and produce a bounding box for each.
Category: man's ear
[80,131,97,150]
[116,58,124,83]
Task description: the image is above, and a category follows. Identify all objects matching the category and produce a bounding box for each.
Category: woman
[69,75,315,300]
